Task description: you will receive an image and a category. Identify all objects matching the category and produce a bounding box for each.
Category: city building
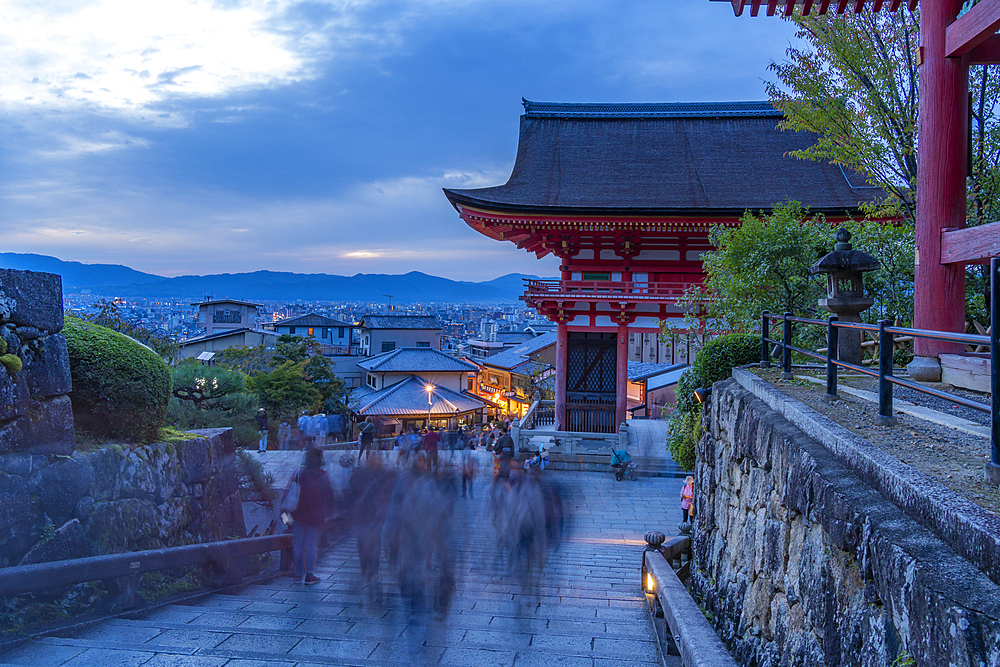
[348,347,485,433]
[473,332,557,419]
[626,362,687,419]
[445,99,883,432]
[358,315,441,355]
[269,312,356,353]
[177,328,277,362]
[192,299,263,336]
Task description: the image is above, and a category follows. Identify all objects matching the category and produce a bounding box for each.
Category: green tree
[247,361,321,420]
[301,354,348,410]
[768,8,1000,323]
[703,202,830,331]
[275,334,320,364]
[172,362,247,407]
[217,345,274,374]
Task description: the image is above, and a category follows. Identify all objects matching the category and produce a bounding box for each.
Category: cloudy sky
[0,0,799,281]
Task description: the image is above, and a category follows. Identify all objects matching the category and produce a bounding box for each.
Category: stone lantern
[810,228,880,366]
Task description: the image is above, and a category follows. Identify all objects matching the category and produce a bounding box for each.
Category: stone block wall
[0,269,74,456]
[692,378,1000,667]
[0,428,245,569]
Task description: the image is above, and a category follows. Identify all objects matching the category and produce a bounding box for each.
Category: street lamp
[425,383,435,428]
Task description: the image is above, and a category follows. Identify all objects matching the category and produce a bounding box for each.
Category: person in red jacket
[282,446,335,585]
[422,426,440,470]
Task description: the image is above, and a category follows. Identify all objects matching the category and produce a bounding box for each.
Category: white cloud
[0,0,342,124]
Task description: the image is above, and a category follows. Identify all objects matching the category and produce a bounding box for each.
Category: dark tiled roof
[360,315,441,330]
[190,299,262,308]
[627,361,688,382]
[348,376,487,416]
[274,312,351,328]
[481,332,557,371]
[358,347,478,373]
[444,100,883,215]
[179,328,273,346]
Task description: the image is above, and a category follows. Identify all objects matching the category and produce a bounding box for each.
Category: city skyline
[1,0,799,281]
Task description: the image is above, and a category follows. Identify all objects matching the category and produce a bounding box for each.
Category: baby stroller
[610,449,637,482]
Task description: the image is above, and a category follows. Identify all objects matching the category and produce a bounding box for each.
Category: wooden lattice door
[565,332,617,433]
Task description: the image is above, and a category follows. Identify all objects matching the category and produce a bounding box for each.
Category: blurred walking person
[359,416,375,461]
[280,446,335,585]
[349,456,395,605]
[255,408,268,453]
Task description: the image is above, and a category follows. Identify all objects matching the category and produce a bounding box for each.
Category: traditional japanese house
[444,100,883,433]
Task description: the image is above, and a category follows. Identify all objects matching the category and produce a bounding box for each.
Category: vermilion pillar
[616,325,628,428]
[914,0,968,365]
[555,322,567,431]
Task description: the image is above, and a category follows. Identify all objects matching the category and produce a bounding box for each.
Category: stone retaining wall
[692,378,1000,667]
[0,428,245,569]
[0,269,74,456]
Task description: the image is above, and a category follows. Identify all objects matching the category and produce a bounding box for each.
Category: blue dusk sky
[0,0,799,282]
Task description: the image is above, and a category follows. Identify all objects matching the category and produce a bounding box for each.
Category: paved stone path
[2,460,681,667]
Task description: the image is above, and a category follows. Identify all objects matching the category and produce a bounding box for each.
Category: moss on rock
[63,317,172,443]
[0,354,22,374]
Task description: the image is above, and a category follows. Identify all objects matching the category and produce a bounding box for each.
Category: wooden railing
[523,279,699,302]
[565,397,617,433]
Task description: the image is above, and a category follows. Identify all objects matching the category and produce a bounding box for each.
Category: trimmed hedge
[64,317,172,442]
[691,333,760,386]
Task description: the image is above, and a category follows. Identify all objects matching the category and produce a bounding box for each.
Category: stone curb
[731,367,1000,588]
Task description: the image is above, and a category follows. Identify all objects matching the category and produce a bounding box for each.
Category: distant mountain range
[0,253,548,303]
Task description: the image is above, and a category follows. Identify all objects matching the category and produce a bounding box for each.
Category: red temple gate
[446,100,883,432]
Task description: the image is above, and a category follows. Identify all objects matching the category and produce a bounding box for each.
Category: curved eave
[443,188,870,219]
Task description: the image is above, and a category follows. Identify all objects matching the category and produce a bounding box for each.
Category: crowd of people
[277,427,572,645]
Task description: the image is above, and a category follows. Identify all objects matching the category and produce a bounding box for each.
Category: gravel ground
[752,368,1000,517]
[841,374,991,426]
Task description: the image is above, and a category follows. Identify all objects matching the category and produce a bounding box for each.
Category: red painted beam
[941,221,1000,263]
[889,0,903,10]
[803,0,815,13]
[751,0,762,16]
[785,0,797,14]
[767,0,779,15]
[837,0,850,13]
[968,34,1000,63]
[818,0,833,15]
[946,0,1000,57]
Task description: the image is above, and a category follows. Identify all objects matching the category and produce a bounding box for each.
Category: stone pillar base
[986,462,1000,487]
[907,355,942,382]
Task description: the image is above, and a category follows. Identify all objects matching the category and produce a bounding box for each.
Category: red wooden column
[555,322,568,431]
[615,324,628,428]
[913,0,969,375]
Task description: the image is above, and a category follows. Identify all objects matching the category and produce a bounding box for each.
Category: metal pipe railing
[760,259,997,482]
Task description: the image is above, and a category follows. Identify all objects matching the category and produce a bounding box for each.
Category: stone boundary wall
[692,378,1000,667]
[0,428,245,569]
[0,269,74,456]
[732,368,1000,589]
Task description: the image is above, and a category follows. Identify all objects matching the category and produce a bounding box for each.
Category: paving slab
[0,469,680,666]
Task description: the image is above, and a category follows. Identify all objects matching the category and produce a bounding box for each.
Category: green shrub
[64,317,172,442]
[666,334,758,472]
[165,393,259,448]
[691,333,760,386]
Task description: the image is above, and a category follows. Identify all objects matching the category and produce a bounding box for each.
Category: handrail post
[876,319,896,426]
[988,257,1000,485]
[761,311,771,368]
[825,315,839,401]
[781,311,793,380]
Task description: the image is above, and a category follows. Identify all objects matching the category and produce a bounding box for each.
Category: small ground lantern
[810,228,880,366]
